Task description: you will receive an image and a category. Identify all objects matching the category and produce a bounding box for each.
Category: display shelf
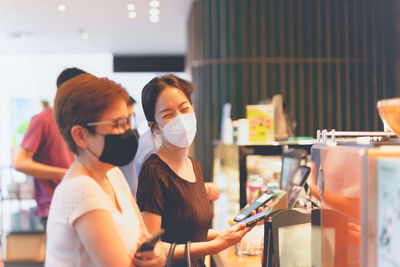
[2,197,35,201]
[3,260,44,267]
[0,166,44,264]
[6,230,45,235]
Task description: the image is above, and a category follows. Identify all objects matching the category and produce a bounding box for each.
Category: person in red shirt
[13,67,86,227]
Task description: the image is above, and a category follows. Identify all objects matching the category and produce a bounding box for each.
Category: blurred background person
[13,67,86,228]
[119,96,139,197]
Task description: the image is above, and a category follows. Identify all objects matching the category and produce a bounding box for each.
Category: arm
[204,182,220,201]
[141,212,252,262]
[207,229,223,241]
[75,210,165,267]
[14,146,67,180]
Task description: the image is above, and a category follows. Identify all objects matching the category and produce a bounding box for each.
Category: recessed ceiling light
[127,3,135,11]
[128,11,137,19]
[81,32,89,40]
[149,8,160,16]
[149,15,159,23]
[58,4,66,12]
[149,0,160,8]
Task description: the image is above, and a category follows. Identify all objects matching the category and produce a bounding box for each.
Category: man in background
[119,96,139,196]
[14,67,86,228]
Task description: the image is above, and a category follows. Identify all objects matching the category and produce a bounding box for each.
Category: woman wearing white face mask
[136,75,254,267]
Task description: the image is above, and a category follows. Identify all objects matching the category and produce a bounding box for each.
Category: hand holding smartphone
[233,208,273,227]
[136,229,165,253]
[233,193,273,222]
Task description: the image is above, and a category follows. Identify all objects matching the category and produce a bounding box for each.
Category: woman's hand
[132,241,167,267]
[212,223,253,251]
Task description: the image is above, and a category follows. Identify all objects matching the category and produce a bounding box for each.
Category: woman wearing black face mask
[45,73,166,267]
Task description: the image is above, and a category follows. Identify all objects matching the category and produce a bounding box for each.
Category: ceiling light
[81,32,89,40]
[128,11,137,19]
[149,8,160,16]
[127,3,135,11]
[149,15,159,23]
[149,0,160,8]
[58,4,66,12]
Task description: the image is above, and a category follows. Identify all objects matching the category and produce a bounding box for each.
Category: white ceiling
[0,0,194,55]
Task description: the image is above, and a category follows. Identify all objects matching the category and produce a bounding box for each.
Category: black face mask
[90,129,138,166]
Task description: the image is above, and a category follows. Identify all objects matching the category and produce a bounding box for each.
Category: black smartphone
[233,193,274,222]
[136,229,165,252]
[233,208,272,227]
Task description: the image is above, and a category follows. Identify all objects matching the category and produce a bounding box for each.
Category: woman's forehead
[156,87,189,110]
[99,98,129,121]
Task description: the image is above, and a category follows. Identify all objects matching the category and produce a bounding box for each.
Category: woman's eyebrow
[159,107,173,114]
[159,101,188,114]
[178,101,189,108]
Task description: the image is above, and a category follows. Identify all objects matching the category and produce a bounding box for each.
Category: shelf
[3,260,44,267]
[2,197,35,201]
[6,230,45,235]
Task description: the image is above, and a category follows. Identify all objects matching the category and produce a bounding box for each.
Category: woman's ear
[148,121,161,135]
[71,125,90,149]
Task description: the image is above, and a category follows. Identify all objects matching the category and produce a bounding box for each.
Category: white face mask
[160,113,197,148]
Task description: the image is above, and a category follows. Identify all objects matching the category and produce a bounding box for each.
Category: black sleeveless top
[137,154,213,267]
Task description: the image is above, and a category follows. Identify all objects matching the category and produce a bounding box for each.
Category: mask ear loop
[80,124,103,159]
[149,121,163,134]
[149,121,164,150]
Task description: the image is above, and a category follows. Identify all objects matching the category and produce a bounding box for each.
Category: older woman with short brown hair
[45,73,166,267]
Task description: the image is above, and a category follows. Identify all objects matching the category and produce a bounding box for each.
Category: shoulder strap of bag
[166,242,192,267]
[185,241,192,267]
[166,243,177,267]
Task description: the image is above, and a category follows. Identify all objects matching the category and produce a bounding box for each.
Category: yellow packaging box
[246,104,275,143]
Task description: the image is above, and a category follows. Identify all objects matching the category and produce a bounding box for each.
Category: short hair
[128,96,136,106]
[141,74,194,124]
[54,74,129,154]
[56,68,87,88]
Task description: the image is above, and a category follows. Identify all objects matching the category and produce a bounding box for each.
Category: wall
[0,54,189,167]
[188,0,400,179]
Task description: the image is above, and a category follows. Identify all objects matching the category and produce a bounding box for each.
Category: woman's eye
[181,107,190,113]
[162,114,172,119]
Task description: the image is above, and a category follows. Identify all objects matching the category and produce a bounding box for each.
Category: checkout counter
[212,130,400,267]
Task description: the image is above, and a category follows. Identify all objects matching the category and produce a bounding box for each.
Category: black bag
[166,242,192,267]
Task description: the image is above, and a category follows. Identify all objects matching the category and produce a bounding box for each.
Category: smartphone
[233,193,274,222]
[136,229,165,252]
[291,166,311,187]
[234,208,272,227]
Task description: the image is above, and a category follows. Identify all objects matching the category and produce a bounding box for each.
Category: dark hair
[141,74,194,125]
[56,67,87,88]
[54,74,129,154]
[128,96,136,106]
